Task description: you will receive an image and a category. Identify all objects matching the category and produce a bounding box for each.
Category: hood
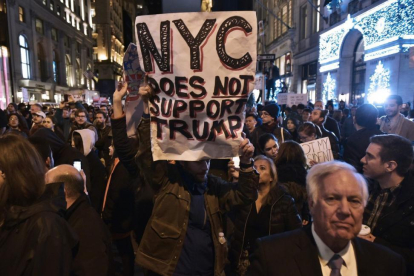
[31,128,65,155]
[74,129,95,156]
[3,183,66,228]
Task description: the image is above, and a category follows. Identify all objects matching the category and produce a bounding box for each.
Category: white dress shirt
[312,224,358,276]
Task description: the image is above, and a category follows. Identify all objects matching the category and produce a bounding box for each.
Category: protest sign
[135,11,257,161]
[123,43,145,137]
[300,137,333,166]
[277,93,288,105]
[287,93,307,106]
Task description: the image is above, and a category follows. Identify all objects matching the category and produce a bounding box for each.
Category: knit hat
[262,103,280,119]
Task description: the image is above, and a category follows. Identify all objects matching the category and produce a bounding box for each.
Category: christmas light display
[322,73,336,102]
[319,0,414,67]
[367,61,391,104]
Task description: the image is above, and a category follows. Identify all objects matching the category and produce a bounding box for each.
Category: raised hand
[113,81,128,103]
[239,132,254,164]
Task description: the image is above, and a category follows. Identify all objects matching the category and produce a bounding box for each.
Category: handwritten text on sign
[300,137,333,165]
[135,12,257,161]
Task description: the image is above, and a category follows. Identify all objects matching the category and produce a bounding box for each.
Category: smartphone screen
[232,157,240,169]
[73,160,82,172]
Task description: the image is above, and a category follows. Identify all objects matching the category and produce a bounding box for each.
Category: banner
[300,137,333,166]
[277,93,288,105]
[287,93,308,106]
[123,43,145,137]
[135,12,257,161]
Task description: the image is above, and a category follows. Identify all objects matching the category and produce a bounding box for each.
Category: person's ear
[385,161,398,173]
[308,198,315,214]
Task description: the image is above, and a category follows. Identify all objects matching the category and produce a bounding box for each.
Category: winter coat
[364,172,414,274]
[135,117,259,276]
[228,185,302,274]
[66,193,112,276]
[0,183,78,276]
[101,157,140,234]
[111,115,154,242]
[276,163,309,221]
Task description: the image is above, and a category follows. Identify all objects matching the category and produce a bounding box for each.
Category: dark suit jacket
[324,116,341,142]
[248,226,406,276]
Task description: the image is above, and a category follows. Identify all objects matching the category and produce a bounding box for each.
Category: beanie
[262,103,280,120]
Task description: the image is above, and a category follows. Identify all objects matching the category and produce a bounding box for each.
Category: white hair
[306,161,369,206]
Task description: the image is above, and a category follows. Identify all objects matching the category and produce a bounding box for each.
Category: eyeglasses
[9,118,18,121]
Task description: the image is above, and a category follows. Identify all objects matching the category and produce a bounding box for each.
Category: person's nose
[337,199,351,217]
[360,156,366,164]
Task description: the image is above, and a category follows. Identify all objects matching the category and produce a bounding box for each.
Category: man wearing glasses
[69,110,98,142]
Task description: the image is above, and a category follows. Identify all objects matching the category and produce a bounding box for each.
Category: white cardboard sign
[300,137,333,165]
[135,12,257,161]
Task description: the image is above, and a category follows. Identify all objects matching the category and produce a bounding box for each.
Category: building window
[35,19,44,34]
[300,5,308,40]
[57,5,61,15]
[43,0,47,5]
[273,0,292,39]
[76,42,81,54]
[312,0,321,34]
[50,1,54,10]
[19,35,31,79]
[51,28,58,41]
[18,6,25,22]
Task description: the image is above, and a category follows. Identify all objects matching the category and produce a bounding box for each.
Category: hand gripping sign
[135,12,257,161]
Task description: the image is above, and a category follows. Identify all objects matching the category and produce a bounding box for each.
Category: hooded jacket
[31,128,92,191]
[74,129,108,212]
[74,129,95,156]
[0,183,79,276]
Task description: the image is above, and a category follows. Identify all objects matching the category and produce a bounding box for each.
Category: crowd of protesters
[0,86,413,276]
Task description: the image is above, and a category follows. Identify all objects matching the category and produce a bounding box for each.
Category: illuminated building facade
[1,0,95,106]
[319,0,414,104]
[92,0,125,97]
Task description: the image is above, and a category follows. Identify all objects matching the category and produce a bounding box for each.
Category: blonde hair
[254,155,278,189]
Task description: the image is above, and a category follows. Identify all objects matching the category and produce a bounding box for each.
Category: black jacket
[101,157,141,234]
[229,185,302,272]
[111,115,154,241]
[86,151,108,213]
[324,116,341,141]
[319,126,340,159]
[0,184,78,276]
[343,127,383,173]
[365,172,414,274]
[249,225,406,276]
[276,163,309,221]
[66,193,112,276]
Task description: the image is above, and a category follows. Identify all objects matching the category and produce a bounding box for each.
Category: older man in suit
[249,161,406,276]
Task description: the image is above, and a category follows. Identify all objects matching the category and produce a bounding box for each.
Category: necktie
[328,254,344,276]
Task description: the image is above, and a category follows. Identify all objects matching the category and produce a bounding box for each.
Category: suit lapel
[294,227,323,276]
[353,238,371,276]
